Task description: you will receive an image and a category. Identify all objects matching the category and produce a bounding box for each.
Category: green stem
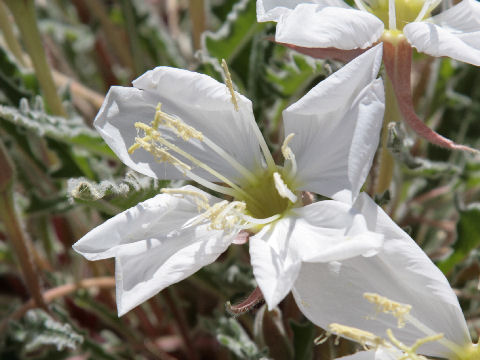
[375,76,401,194]
[4,0,66,116]
[0,140,47,310]
[0,1,26,66]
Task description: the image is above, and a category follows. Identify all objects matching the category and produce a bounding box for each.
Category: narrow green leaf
[203,0,265,62]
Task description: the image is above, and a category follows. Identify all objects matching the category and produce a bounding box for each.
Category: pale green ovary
[369,0,429,30]
[236,167,297,220]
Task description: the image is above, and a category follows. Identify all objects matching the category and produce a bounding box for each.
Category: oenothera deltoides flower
[73,45,388,316]
[324,293,476,360]
[257,0,480,152]
[291,196,474,359]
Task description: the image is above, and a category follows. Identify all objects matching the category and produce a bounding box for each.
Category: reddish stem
[382,39,477,153]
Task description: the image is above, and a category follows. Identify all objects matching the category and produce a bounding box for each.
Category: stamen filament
[202,136,258,183]
[364,293,463,355]
[386,329,441,360]
[134,123,256,201]
[161,188,210,210]
[151,103,258,184]
[389,0,397,30]
[178,166,239,198]
[414,0,441,22]
[404,313,462,354]
[354,0,371,12]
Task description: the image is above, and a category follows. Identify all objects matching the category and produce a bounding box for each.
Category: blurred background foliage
[0,0,478,359]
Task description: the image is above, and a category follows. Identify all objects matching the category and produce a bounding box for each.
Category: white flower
[292,192,474,359]
[257,0,480,64]
[73,45,386,316]
[325,292,477,359]
[257,0,480,151]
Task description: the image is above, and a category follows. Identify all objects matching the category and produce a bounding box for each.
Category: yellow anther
[133,135,191,173]
[128,143,141,154]
[134,121,154,133]
[152,103,162,129]
[161,188,210,211]
[281,133,296,161]
[209,201,246,231]
[154,103,204,141]
[221,59,239,111]
[364,293,412,327]
[191,200,246,231]
[329,323,386,349]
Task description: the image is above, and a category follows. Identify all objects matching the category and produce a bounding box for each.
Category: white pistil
[281,133,297,177]
[273,172,297,203]
[241,213,281,225]
[389,0,397,30]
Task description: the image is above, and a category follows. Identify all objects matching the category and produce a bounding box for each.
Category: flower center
[356,0,441,31]
[237,168,297,219]
[453,346,480,360]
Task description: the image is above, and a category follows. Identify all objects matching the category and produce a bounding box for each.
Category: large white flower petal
[432,0,480,33]
[250,200,383,310]
[115,222,234,316]
[73,185,220,260]
[284,45,384,203]
[292,194,471,359]
[293,201,384,262]
[275,4,383,49]
[404,22,480,66]
[95,67,264,182]
[249,217,302,310]
[256,0,349,22]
